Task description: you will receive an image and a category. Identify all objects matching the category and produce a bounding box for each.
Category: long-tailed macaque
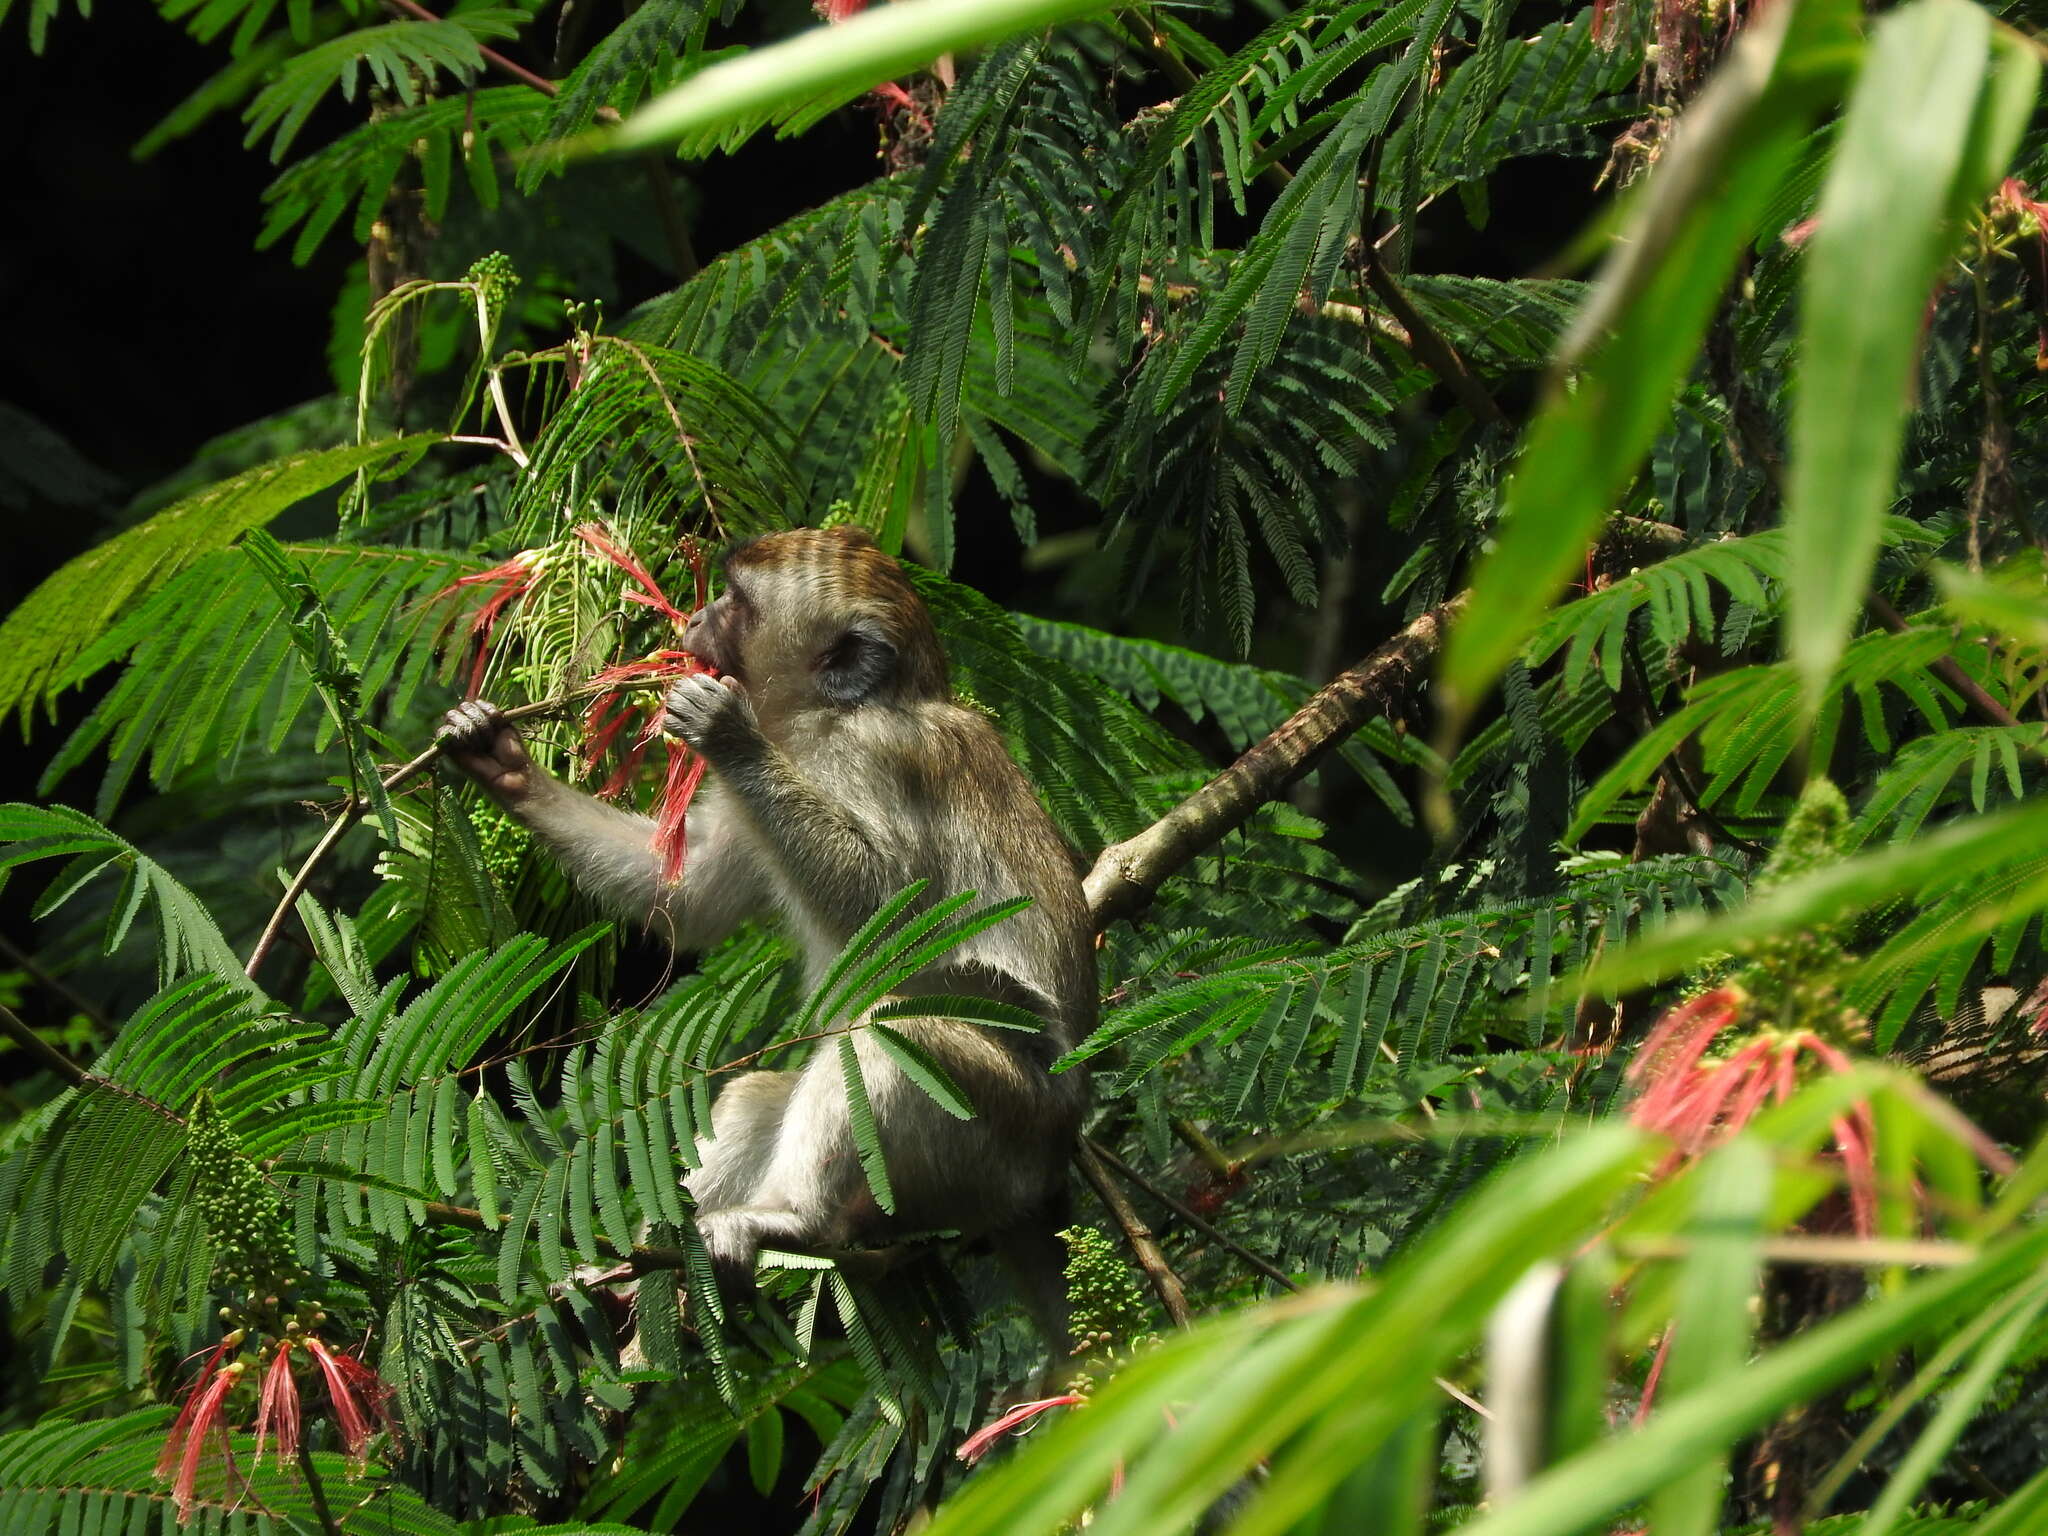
[440,526,1093,1337]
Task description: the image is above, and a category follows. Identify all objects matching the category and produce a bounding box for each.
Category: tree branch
[244,687,619,982]
[1074,1140,1193,1326]
[1083,1136,1297,1294]
[1084,596,1465,928]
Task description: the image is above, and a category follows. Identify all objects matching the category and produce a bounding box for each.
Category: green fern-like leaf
[260,87,551,262]
[0,804,248,987]
[243,12,522,161]
[43,540,475,816]
[0,436,437,731]
[531,0,723,180]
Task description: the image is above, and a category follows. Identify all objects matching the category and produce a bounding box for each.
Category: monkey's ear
[816,620,896,704]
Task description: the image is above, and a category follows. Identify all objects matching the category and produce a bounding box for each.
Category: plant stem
[381,0,560,97]
[244,688,612,983]
[0,1000,91,1087]
[1083,1137,1297,1294]
[1865,593,2021,729]
[0,931,114,1033]
[1363,255,1510,429]
[1074,1140,1192,1326]
[295,1438,347,1536]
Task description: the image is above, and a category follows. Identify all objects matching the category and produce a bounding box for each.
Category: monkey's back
[767,698,1094,1050]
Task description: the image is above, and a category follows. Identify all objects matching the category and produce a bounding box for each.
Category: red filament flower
[156,1333,395,1523]
[157,1338,243,1523]
[1627,987,1878,1235]
[252,1339,303,1469]
[956,1394,1083,1463]
[304,1336,397,1461]
[434,550,545,697]
[570,529,718,883]
[575,521,691,627]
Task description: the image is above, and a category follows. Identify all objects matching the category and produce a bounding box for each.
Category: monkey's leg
[684,1070,797,1212]
[691,1046,885,1287]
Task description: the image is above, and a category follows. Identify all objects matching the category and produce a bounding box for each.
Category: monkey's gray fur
[440,526,1094,1344]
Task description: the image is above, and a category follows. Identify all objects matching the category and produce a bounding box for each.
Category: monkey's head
[681,525,948,714]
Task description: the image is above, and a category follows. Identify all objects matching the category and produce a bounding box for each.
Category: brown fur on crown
[725,525,949,701]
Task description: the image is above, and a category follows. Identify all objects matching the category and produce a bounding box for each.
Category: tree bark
[1084,596,1465,929]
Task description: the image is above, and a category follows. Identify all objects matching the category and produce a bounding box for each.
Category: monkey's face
[686,526,949,716]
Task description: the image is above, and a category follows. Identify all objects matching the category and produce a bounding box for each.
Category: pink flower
[157,1339,245,1524]
[1627,989,1879,1235]
[253,1340,303,1470]
[956,1394,1083,1463]
[303,1337,396,1462]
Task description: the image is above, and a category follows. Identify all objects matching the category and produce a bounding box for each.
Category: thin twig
[382,0,560,97]
[0,1002,186,1129]
[0,1000,94,1087]
[1083,1137,1296,1293]
[1866,593,2022,729]
[1363,255,1511,429]
[0,931,114,1033]
[639,156,702,280]
[1083,1134,1481,1417]
[1074,1140,1192,1326]
[244,687,615,982]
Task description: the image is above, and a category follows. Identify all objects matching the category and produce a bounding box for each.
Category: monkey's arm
[661,676,903,927]
[440,700,765,947]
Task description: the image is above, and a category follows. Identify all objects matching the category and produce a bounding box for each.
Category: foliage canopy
[8,0,2048,1531]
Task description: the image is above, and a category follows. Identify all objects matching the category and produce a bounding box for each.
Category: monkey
[439,525,1094,1343]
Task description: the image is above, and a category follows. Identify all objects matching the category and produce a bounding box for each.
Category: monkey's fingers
[438,698,508,747]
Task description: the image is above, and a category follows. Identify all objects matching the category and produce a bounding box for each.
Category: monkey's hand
[439,700,538,806]
[662,673,761,761]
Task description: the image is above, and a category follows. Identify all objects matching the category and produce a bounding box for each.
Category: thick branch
[1084,596,1465,928]
[1075,1141,1193,1326]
